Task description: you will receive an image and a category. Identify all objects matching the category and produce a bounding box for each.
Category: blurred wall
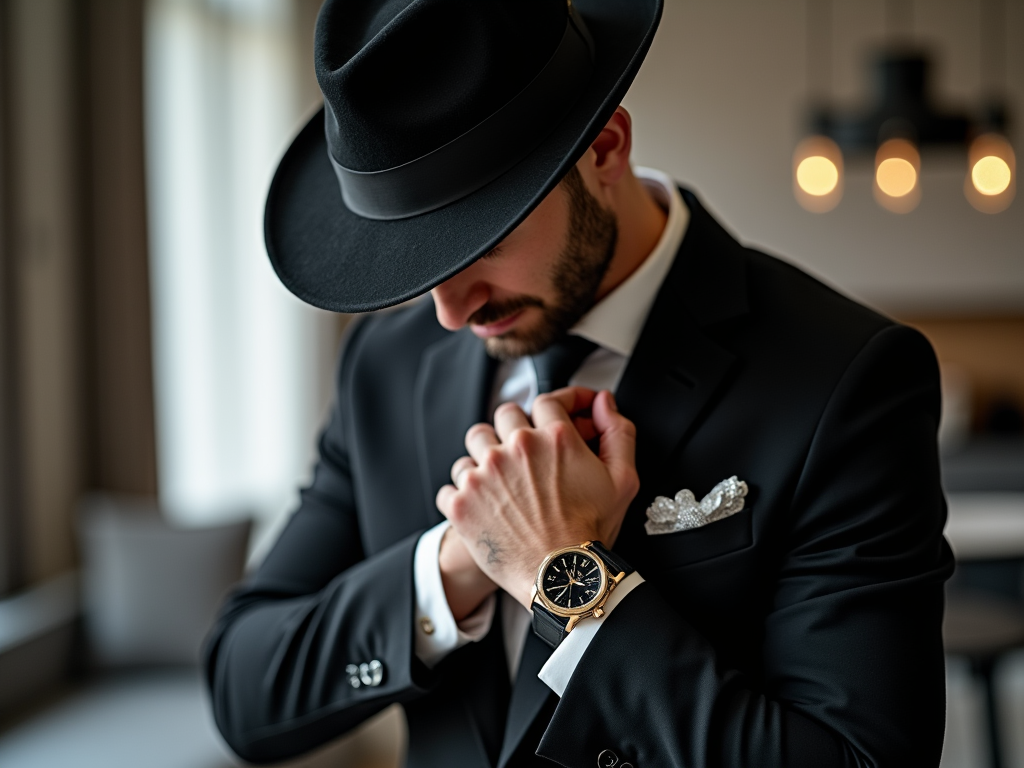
[623,0,1023,313]
[0,0,157,590]
[2,0,85,588]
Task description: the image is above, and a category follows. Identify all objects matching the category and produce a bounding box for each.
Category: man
[205,1,954,766]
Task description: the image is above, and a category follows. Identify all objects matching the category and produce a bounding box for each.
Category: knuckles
[479,446,504,472]
[506,428,534,454]
[447,492,470,523]
[461,470,482,492]
[494,402,523,420]
[607,417,637,442]
[451,456,475,477]
[545,420,572,447]
[620,419,637,439]
[623,470,641,499]
[465,422,495,444]
[613,462,641,502]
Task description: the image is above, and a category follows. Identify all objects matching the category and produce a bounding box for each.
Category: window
[145,0,336,561]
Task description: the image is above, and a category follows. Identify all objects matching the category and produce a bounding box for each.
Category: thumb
[592,391,638,492]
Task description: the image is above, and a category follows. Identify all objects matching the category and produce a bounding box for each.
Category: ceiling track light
[794,0,1015,215]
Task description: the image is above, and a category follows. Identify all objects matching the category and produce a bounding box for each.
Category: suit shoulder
[743,248,891,339]
[737,248,903,364]
[336,297,447,387]
[724,248,938,412]
[345,297,445,360]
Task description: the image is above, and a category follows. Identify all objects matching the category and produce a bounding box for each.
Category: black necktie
[531,335,598,394]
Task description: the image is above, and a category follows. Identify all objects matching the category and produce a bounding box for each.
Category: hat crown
[316,0,568,173]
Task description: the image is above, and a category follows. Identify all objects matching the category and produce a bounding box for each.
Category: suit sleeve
[203,317,431,764]
[538,324,955,768]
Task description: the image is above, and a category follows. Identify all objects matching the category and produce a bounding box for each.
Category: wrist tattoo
[477,532,503,565]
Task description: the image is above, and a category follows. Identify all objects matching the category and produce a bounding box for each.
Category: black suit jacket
[205,190,954,768]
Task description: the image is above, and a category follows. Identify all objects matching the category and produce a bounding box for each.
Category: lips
[470,309,524,338]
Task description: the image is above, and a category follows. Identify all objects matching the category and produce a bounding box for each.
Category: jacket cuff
[413,521,496,668]
[537,571,644,696]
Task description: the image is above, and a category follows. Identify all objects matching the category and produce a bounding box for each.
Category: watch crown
[593,607,604,618]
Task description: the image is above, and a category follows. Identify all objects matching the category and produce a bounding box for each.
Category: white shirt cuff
[413,520,496,668]
[537,571,645,696]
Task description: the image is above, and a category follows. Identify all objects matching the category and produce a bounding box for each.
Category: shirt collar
[570,167,689,358]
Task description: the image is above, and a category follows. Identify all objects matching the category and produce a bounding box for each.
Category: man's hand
[436,388,639,608]
[438,525,498,622]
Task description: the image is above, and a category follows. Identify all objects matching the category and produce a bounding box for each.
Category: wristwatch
[530,540,633,649]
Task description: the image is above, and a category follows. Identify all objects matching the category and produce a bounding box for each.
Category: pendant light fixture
[965,0,1016,213]
[794,135,844,213]
[966,133,1015,213]
[794,0,1015,215]
[794,0,843,212]
[874,137,921,213]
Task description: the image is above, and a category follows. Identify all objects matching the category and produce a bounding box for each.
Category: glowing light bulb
[874,139,920,213]
[965,134,1015,212]
[876,158,917,197]
[797,156,839,195]
[972,156,1011,195]
[793,136,843,212]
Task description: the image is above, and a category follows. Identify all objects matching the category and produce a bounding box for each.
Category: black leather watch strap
[532,604,570,649]
[588,541,634,578]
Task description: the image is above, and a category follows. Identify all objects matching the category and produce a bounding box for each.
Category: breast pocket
[642,507,753,571]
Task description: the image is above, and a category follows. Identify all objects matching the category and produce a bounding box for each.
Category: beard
[476,167,618,360]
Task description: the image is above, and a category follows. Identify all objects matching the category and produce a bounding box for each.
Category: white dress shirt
[413,168,689,695]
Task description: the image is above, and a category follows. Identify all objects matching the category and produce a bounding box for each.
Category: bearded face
[470,166,618,361]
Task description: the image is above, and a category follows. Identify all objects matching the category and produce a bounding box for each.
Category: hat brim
[265,0,663,313]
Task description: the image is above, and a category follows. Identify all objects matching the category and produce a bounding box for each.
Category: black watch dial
[541,551,603,611]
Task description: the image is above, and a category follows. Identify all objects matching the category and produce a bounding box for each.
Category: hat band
[326,10,595,221]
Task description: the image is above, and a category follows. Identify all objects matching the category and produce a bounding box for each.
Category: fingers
[532,386,597,429]
[493,402,531,442]
[592,390,639,494]
[465,422,499,463]
[450,456,476,489]
[436,483,456,519]
[572,414,598,442]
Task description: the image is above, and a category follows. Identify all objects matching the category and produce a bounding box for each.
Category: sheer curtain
[145,0,336,560]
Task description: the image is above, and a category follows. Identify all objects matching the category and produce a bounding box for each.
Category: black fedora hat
[266,0,663,313]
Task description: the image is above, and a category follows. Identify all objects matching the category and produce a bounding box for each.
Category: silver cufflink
[597,749,634,768]
[345,659,384,688]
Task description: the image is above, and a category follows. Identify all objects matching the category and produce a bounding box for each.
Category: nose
[431,271,489,331]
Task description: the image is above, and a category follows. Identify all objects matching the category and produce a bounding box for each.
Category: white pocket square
[645,476,748,535]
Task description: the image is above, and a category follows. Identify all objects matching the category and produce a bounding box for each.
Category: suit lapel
[616,189,747,484]
[498,631,554,768]
[459,603,512,767]
[616,326,735,482]
[414,326,496,522]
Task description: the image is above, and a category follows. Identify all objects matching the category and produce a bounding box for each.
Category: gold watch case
[533,542,613,619]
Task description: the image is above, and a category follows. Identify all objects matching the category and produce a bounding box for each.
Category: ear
[584,107,632,188]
